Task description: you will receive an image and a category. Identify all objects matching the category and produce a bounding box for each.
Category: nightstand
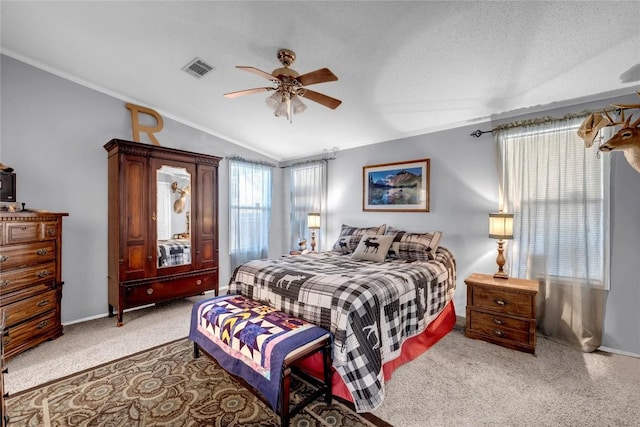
[465,273,539,354]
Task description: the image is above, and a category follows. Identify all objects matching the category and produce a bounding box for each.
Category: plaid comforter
[227,246,456,412]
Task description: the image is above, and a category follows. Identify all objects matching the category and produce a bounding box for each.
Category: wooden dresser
[0,211,67,360]
[1,309,7,426]
[465,273,539,354]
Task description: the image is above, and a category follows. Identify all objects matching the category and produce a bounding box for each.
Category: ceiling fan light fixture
[266,92,281,111]
[274,95,289,118]
[291,95,307,115]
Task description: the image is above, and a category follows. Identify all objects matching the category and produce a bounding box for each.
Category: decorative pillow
[331,223,386,254]
[387,230,442,261]
[332,235,361,254]
[351,235,395,262]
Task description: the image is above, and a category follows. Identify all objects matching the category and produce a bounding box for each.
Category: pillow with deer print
[331,223,386,254]
[351,235,395,262]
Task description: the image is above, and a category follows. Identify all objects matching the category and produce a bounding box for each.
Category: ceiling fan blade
[224,87,273,98]
[297,68,338,86]
[300,89,342,109]
[236,66,278,82]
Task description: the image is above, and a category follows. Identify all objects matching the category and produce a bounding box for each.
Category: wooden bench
[189,295,332,427]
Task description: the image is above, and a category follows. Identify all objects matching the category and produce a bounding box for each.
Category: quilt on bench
[189,294,329,410]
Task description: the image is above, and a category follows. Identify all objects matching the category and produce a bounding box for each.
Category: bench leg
[322,339,332,405]
[193,342,200,358]
[280,366,291,427]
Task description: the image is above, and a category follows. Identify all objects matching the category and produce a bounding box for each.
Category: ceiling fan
[224,49,342,122]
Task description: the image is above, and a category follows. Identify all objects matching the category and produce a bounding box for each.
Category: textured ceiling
[2,1,639,161]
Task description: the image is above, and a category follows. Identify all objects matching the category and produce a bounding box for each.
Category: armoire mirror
[156,165,192,268]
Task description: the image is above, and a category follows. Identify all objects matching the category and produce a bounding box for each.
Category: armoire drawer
[2,289,58,328]
[0,261,57,296]
[124,271,218,306]
[0,241,56,270]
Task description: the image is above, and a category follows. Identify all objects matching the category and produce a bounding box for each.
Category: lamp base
[493,271,509,280]
[494,239,509,280]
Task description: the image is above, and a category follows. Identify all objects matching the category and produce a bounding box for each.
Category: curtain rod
[469,107,621,138]
[280,156,335,169]
[227,156,277,168]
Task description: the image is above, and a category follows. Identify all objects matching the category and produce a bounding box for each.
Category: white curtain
[229,159,272,271]
[495,117,610,352]
[289,160,327,251]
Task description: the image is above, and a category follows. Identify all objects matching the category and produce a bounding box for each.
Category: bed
[157,239,191,267]
[227,226,456,412]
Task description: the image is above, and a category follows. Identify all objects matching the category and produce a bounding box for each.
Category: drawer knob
[0,280,9,288]
[37,299,50,307]
[493,298,507,306]
[36,248,49,256]
[0,255,7,263]
[47,229,55,236]
[37,270,51,278]
[20,225,29,230]
[492,318,505,325]
[36,320,49,329]
[146,288,154,295]
[492,329,504,337]
[196,279,202,285]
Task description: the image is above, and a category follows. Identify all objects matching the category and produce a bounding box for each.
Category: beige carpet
[6,297,640,427]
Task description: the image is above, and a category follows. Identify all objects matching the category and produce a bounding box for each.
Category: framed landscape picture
[363,158,430,212]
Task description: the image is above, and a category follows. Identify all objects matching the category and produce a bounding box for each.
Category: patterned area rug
[7,338,390,427]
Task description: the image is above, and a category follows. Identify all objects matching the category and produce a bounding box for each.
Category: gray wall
[2,54,639,355]
[0,55,286,323]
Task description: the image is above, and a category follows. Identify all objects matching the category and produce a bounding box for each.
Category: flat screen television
[0,173,16,202]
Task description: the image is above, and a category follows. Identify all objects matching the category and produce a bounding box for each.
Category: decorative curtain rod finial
[470,129,493,138]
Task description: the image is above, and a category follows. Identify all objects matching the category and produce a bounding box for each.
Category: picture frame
[363,158,430,212]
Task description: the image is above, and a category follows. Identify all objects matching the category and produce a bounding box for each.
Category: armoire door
[195,164,218,270]
[150,158,197,276]
[120,153,150,281]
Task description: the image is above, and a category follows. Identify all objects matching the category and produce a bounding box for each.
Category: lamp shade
[307,212,321,229]
[489,212,514,240]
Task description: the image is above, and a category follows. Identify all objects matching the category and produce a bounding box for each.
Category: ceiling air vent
[182,57,214,78]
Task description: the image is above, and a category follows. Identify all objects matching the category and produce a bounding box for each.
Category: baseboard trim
[598,346,640,359]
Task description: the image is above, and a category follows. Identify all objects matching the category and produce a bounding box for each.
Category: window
[289,160,327,251]
[496,117,610,288]
[229,159,272,270]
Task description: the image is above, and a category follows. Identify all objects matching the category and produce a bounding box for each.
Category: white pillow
[351,235,395,262]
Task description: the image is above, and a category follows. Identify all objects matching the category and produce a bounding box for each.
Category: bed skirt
[294,300,456,404]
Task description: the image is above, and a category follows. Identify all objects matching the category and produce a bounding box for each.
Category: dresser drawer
[124,271,217,306]
[0,261,56,295]
[2,289,58,327]
[470,286,533,317]
[3,310,59,355]
[4,221,58,244]
[0,241,56,270]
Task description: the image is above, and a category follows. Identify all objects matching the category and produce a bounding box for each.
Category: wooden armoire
[104,139,221,326]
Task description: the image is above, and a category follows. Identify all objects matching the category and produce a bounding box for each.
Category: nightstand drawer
[468,309,530,332]
[470,286,533,317]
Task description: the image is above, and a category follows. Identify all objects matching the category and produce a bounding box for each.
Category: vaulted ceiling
[2,1,639,161]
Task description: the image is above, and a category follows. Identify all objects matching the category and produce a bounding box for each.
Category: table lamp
[307,212,321,252]
[489,212,514,279]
